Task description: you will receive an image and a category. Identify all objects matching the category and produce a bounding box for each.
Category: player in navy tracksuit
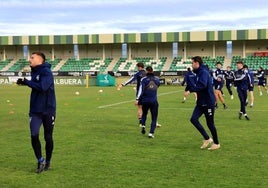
[213,62,227,109]
[136,66,160,138]
[120,62,146,125]
[224,66,235,99]
[233,61,250,120]
[243,65,255,107]
[17,52,56,173]
[181,67,197,103]
[256,66,268,96]
[188,56,220,150]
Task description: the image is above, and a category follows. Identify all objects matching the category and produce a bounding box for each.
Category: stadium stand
[169,56,187,71]
[231,55,268,70]
[1,55,266,73]
[7,59,29,72]
[169,56,225,71]
[4,58,62,72]
[1,57,113,72]
[0,28,267,74]
[112,57,167,72]
[0,59,11,71]
[59,57,113,72]
[47,58,62,70]
[202,56,225,69]
[231,56,268,71]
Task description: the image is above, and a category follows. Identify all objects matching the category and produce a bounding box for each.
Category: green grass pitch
[0,84,267,187]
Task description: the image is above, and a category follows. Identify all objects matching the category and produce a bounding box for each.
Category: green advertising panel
[97,74,115,86]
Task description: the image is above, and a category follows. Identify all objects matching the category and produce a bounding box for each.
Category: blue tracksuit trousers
[237,88,247,114]
[141,102,158,134]
[190,105,219,144]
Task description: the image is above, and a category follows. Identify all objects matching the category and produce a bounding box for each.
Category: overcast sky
[0,0,267,36]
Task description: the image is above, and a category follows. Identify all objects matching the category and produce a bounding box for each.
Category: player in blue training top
[181,67,197,103]
[17,52,56,173]
[213,62,227,109]
[224,66,235,99]
[136,66,160,138]
[243,65,254,107]
[256,66,268,96]
[187,56,220,151]
[234,61,251,120]
[119,62,146,126]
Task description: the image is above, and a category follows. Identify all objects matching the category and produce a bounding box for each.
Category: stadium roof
[0,28,267,45]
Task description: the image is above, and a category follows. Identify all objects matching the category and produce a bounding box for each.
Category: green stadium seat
[59,57,113,72]
[0,60,11,71]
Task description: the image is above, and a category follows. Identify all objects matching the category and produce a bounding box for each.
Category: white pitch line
[99,106,268,112]
[98,90,180,109]
[157,90,182,96]
[98,100,134,109]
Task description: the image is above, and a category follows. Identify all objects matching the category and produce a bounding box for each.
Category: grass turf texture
[0,84,267,188]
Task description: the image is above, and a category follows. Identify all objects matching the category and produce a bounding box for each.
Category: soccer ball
[99,89,103,93]
[75,91,80,95]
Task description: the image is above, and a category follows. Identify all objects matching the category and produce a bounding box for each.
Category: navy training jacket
[188,65,215,107]
[122,70,146,87]
[213,68,225,89]
[247,69,254,86]
[24,62,56,115]
[181,70,195,86]
[234,68,250,90]
[256,70,265,82]
[136,73,160,104]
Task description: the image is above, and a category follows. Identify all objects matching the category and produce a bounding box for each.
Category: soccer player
[119,62,161,127]
[17,52,56,173]
[243,65,254,107]
[224,66,235,99]
[213,62,227,109]
[256,66,268,96]
[181,67,197,103]
[135,66,160,138]
[187,56,220,151]
[234,61,251,120]
[119,62,146,126]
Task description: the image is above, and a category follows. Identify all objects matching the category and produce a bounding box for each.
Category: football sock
[38,157,44,163]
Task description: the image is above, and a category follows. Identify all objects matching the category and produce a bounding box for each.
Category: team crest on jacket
[146,78,158,90]
[36,75,40,81]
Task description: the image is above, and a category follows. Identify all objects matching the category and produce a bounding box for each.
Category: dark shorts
[258,80,266,87]
[185,85,190,92]
[226,81,233,87]
[248,85,254,91]
[214,83,223,90]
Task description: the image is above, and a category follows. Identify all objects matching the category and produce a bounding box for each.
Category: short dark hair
[146,66,153,73]
[243,64,248,69]
[236,61,244,65]
[32,52,46,62]
[191,56,203,65]
[136,62,144,68]
[216,62,222,65]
